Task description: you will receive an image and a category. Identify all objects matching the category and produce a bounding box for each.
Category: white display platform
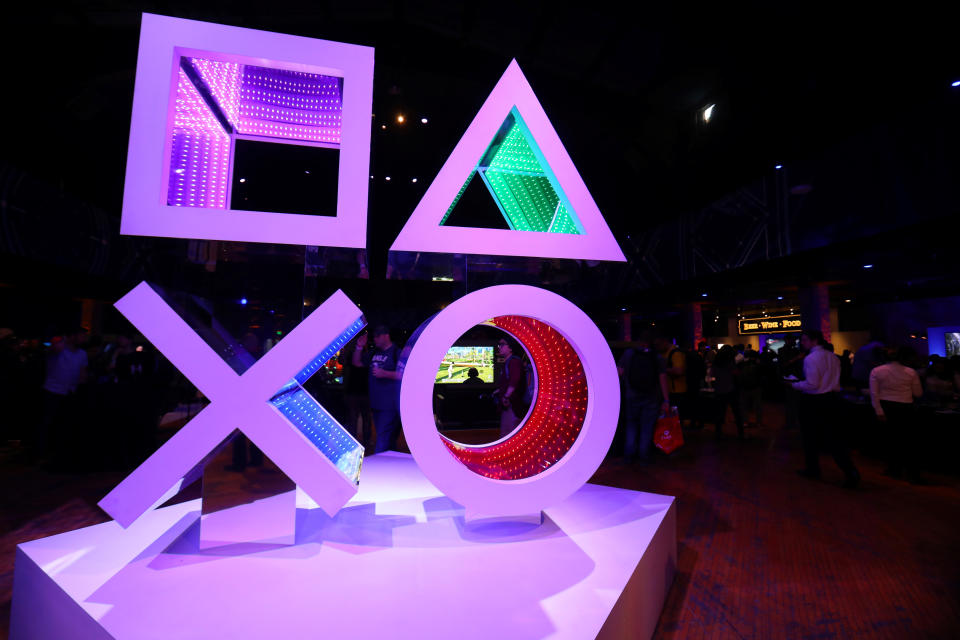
[11,453,676,640]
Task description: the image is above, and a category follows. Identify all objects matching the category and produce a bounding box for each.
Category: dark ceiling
[1,2,958,322]
[4,2,956,231]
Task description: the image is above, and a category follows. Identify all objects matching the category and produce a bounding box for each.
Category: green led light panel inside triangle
[440,108,585,234]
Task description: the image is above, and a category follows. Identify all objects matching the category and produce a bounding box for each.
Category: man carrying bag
[618,331,671,465]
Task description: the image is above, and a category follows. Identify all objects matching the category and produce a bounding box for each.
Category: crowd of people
[3,320,959,485]
[0,327,184,469]
[617,329,960,485]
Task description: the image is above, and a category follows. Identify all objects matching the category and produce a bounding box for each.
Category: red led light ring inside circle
[441,315,587,480]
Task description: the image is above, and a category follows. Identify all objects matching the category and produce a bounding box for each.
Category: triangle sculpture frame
[391,60,625,262]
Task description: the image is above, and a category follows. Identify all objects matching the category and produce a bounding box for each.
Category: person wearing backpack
[617,331,671,465]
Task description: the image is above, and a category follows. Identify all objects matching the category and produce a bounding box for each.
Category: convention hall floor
[2,406,958,639]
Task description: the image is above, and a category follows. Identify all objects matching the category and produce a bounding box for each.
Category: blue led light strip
[294,316,366,385]
[271,388,364,483]
[267,314,366,484]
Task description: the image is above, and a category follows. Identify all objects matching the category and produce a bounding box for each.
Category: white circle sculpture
[400,285,621,518]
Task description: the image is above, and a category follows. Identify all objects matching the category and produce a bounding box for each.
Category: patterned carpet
[592,417,960,638]
[2,404,959,639]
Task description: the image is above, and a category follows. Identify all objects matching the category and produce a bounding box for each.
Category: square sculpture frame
[120,13,374,247]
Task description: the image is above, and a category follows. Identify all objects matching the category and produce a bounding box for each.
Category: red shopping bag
[654,408,684,454]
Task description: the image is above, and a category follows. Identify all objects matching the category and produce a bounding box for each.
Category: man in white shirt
[792,329,860,488]
[869,346,924,482]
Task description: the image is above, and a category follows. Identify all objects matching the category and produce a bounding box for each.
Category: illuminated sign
[738,314,802,335]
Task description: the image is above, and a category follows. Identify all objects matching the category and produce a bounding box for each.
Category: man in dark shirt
[618,331,670,464]
[352,326,403,453]
[493,338,526,438]
[344,332,372,449]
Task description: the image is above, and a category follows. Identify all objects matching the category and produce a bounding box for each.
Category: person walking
[869,346,925,483]
[793,329,860,488]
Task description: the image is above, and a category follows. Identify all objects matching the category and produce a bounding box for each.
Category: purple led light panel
[168,68,231,208]
[122,13,373,247]
[189,57,343,144]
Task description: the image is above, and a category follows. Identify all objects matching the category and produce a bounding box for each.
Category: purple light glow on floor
[12,453,676,640]
[167,68,231,208]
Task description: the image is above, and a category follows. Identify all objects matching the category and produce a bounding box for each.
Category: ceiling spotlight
[370,175,374,179]
[396,114,405,124]
[621,307,627,312]
[863,264,873,269]
[953,80,960,87]
[240,298,248,305]
[385,176,391,181]
[775,164,783,170]
[777,296,783,300]
[845,299,851,303]
[411,178,418,183]
[702,104,715,123]
[701,293,708,297]
[381,124,387,130]
[421,117,428,124]
[239,178,246,183]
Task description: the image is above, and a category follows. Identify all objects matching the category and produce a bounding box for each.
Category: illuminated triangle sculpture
[391,60,625,261]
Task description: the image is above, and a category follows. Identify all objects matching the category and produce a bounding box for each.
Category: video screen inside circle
[435,346,494,384]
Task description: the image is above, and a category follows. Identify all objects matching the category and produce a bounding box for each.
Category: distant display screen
[436,346,494,384]
[947,332,960,357]
[766,339,786,353]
